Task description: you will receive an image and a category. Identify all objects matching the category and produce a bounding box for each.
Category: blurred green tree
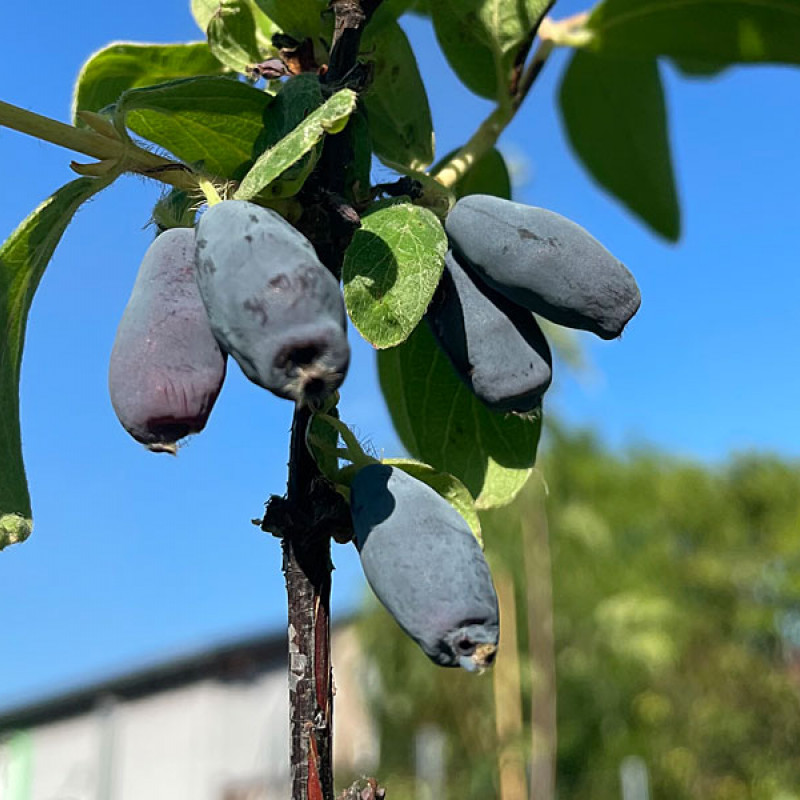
[358,424,800,800]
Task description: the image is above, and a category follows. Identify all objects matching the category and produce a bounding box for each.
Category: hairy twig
[0,100,200,191]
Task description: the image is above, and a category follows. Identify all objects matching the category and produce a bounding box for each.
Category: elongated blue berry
[351,464,499,671]
[427,250,552,413]
[446,194,640,339]
[109,227,227,453]
[194,200,349,405]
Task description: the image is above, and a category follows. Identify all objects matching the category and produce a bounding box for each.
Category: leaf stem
[433,106,509,190]
[315,413,374,470]
[0,99,200,192]
[433,7,588,190]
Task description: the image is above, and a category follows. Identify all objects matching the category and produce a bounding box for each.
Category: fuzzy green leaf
[259,73,324,144]
[363,21,434,169]
[378,322,541,508]
[343,202,446,349]
[237,73,324,198]
[586,0,800,66]
[0,177,113,550]
[207,0,262,73]
[559,51,680,240]
[234,88,357,200]
[71,42,223,124]
[430,0,551,99]
[115,76,273,179]
[383,459,483,545]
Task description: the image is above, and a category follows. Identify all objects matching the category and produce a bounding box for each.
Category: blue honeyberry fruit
[108,227,227,453]
[426,249,552,413]
[194,200,350,406]
[351,464,499,671]
[445,194,641,339]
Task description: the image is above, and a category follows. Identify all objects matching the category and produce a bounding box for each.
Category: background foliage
[360,425,800,799]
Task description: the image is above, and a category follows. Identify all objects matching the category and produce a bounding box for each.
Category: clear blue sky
[1,1,799,708]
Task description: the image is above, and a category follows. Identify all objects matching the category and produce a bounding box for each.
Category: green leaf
[237,73,324,197]
[430,2,500,99]
[248,1,283,53]
[207,0,262,73]
[256,72,324,154]
[342,108,373,206]
[671,57,729,78]
[559,50,680,240]
[369,0,425,31]
[0,177,113,550]
[435,146,512,200]
[343,202,446,349]
[378,322,541,508]
[192,0,280,55]
[251,0,327,40]
[586,0,800,66]
[430,0,552,100]
[71,42,223,124]
[383,458,483,545]
[362,20,434,169]
[234,88,357,200]
[307,408,343,486]
[115,76,273,180]
[191,0,219,30]
[151,189,197,232]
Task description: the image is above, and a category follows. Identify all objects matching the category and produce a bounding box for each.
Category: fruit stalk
[433,6,557,190]
[280,3,380,799]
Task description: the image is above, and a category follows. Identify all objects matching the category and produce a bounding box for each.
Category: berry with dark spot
[194,200,349,405]
[446,194,641,339]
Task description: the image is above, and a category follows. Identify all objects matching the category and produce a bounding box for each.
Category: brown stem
[283,405,335,800]
[510,1,558,112]
[279,3,380,800]
[326,0,383,78]
[509,0,556,98]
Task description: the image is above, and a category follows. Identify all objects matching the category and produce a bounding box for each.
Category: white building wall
[202,670,290,799]
[0,627,377,800]
[114,679,217,800]
[28,712,101,800]
[331,628,380,775]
